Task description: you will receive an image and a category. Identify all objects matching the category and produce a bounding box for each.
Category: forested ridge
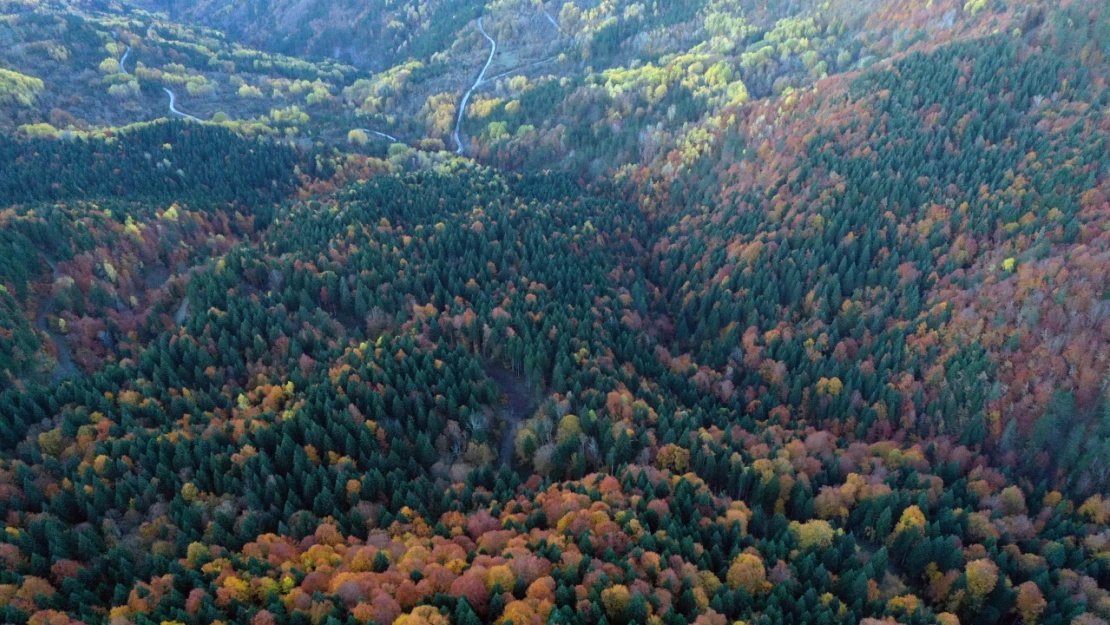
[0,121,306,205]
[2,1,1110,625]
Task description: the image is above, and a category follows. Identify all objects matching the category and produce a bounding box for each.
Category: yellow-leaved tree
[892,505,926,540]
[1014,581,1046,625]
[726,553,768,595]
[394,606,449,625]
[0,68,45,107]
[965,559,999,598]
[348,129,369,146]
[600,585,631,619]
[999,486,1027,516]
[791,519,836,549]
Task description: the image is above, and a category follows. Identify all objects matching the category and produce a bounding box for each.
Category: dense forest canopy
[2,1,1110,625]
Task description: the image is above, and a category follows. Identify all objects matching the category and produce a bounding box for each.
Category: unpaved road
[163,87,203,122]
[355,128,400,142]
[453,17,497,155]
[484,55,558,83]
[474,6,568,97]
[121,45,199,123]
[543,7,561,33]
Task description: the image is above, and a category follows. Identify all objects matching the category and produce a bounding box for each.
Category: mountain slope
[2,1,1110,625]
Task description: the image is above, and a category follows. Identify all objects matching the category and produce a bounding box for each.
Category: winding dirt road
[114,45,201,123]
[484,55,558,83]
[453,17,497,155]
[543,7,561,33]
[355,128,400,142]
[163,87,203,122]
[474,6,567,93]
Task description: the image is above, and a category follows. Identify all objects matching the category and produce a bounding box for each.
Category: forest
[2,1,1110,625]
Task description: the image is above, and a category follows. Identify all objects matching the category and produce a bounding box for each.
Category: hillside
[126,0,489,70]
[2,1,1110,625]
